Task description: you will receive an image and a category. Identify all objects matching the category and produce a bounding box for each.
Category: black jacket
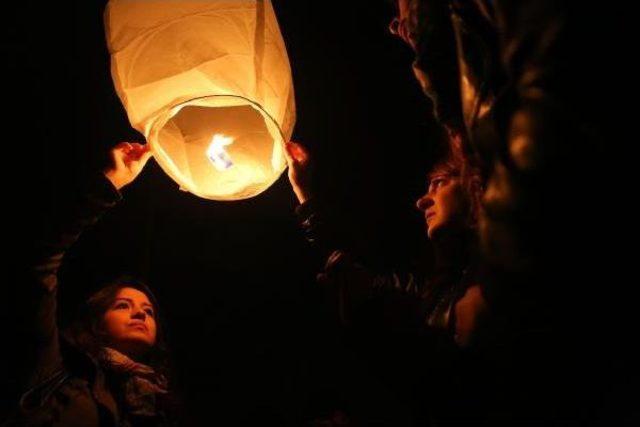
[412,1,633,422]
[9,176,167,426]
[295,200,488,425]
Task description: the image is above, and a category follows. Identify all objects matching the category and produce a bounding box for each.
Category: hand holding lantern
[104,142,153,190]
[284,141,313,204]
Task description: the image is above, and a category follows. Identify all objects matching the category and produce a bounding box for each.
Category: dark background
[2,1,445,424]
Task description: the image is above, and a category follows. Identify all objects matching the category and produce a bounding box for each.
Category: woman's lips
[128,322,147,332]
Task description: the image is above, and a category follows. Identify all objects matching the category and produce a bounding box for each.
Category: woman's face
[101,287,157,357]
[416,168,469,240]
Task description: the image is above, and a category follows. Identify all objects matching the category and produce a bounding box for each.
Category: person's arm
[285,141,345,257]
[480,1,593,276]
[24,142,152,389]
[316,250,428,331]
[285,141,427,328]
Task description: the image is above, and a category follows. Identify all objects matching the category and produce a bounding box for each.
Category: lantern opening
[149,95,286,201]
[106,0,296,201]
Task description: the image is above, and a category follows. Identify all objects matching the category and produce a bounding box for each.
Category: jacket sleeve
[24,174,122,388]
[295,200,427,331]
[318,250,428,331]
[294,198,341,259]
[481,0,604,278]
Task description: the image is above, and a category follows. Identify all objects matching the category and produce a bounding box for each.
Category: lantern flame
[207,134,234,171]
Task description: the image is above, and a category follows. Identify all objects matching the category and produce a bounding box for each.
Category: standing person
[285,139,488,425]
[388,0,632,422]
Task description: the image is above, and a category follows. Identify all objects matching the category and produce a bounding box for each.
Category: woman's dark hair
[64,275,170,378]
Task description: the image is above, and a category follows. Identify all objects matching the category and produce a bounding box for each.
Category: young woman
[284,137,489,425]
[285,138,487,346]
[17,143,176,426]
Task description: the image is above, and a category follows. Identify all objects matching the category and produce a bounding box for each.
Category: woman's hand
[284,141,313,204]
[104,142,153,190]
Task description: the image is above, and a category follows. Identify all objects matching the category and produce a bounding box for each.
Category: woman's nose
[416,193,433,211]
[131,307,146,320]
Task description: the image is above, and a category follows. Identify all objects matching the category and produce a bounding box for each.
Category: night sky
[2,1,449,424]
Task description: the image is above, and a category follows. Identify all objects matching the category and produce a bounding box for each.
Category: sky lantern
[104,0,296,200]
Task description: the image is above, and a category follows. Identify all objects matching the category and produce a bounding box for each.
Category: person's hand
[104,142,153,190]
[284,141,313,204]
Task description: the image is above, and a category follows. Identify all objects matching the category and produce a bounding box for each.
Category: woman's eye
[115,302,129,309]
[430,178,447,190]
[145,309,155,317]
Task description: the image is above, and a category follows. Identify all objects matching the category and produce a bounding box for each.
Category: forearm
[25,174,122,383]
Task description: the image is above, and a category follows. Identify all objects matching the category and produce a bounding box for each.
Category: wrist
[293,187,310,204]
[103,170,128,190]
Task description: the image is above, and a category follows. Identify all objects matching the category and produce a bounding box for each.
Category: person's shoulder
[59,333,101,378]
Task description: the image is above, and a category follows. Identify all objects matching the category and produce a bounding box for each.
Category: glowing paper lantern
[105,0,296,200]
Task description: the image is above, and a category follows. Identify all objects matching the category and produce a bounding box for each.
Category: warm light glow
[207,134,234,171]
[106,0,296,200]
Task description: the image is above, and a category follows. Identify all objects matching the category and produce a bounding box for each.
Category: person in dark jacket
[285,135,486,342]
[285,137,488,425]
[388,0,635,423]
[10,142,176,426]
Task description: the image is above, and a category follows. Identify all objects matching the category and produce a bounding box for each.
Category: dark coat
[294,199,488,425]
[412,1,633,423]
[8,176,168,426]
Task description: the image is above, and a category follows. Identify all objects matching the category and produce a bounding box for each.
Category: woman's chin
[112,336,153,357]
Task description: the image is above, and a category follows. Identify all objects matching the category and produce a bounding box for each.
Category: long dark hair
[64,275,171,378]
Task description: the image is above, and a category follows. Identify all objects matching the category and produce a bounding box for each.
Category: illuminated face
[415,168,469,240]
[102,287,157,357]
